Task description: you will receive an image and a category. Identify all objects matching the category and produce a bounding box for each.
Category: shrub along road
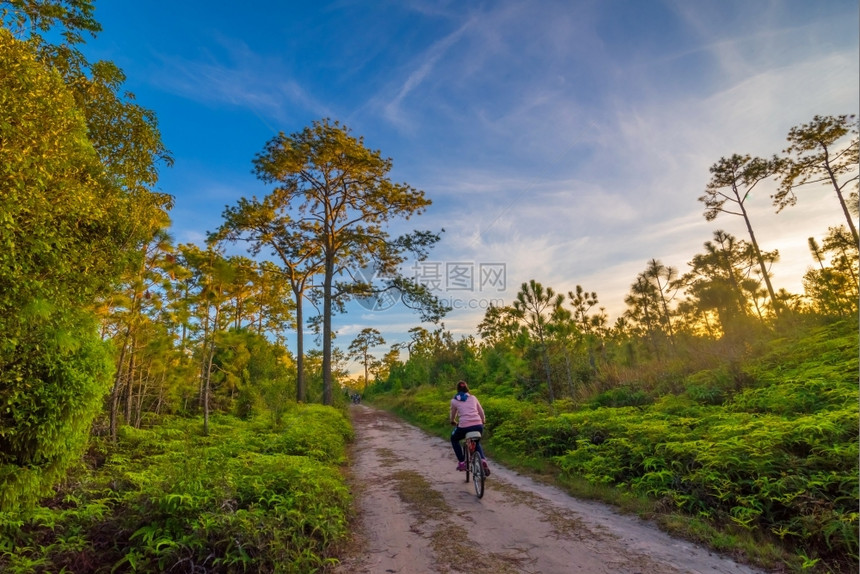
[335,405,766,574]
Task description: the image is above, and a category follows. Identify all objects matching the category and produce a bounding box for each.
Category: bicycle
[461,431,485,498]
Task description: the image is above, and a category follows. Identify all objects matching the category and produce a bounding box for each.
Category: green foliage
[684,367,737,405]
[262,404,354,463]
[0,315,113,511]
[0,405,353,573]
[371,385,452,432]
[478,345,530,395]
[0,26,170,317]
[589,386,653,408]
[1,0,101,45]
[0,28,116,312]
[775,114,859,245]
[210,329,294,419]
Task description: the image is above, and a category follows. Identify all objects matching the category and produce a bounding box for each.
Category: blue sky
[82,0,858,370]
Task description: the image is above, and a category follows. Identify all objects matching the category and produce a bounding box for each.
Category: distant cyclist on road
[449,380,490,476]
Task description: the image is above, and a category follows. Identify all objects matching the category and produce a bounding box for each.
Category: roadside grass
[0,404,354,574]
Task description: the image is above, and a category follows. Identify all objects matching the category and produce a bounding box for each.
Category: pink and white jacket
[450,393,485,427]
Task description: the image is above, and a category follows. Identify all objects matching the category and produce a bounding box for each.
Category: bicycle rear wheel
[463,443,471,483]
[471,450,485,498]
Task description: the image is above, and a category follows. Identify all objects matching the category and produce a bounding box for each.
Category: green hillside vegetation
[0,405,354,573]
[367,318,859,573]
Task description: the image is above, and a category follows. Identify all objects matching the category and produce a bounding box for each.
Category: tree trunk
[642,300,660,360]
[295,286,306,402]
[198,305,211,408]
[824,151,860,244]
[109,328,130,442]
[657,288,676,349]
[322,255,334,405]
[154,370,166,416]
[538,335,555,404]
[125,332,137,425]
[203,341,214,436]
[363,350,369,393]
[564,352,573,398]
[742,212,780,318]
[203,305,219,436]
[134,370,149,429]
[836,243,860,290]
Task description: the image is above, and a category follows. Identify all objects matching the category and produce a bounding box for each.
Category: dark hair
[456,380,469,393]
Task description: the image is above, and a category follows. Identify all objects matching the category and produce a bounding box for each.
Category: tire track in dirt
[335,405,767,574]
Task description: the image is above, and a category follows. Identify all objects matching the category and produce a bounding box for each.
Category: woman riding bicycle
[449,380,490,476]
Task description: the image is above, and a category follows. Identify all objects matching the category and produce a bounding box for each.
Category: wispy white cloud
[148,36,332,126]
[380,17,476,129]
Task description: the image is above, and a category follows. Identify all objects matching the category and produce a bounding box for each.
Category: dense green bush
[0,317,113,512]
[590,386,653,408]
[0,405,353,573]
[555,323,859,569]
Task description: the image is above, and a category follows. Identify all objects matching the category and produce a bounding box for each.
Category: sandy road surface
[335,404,767,574]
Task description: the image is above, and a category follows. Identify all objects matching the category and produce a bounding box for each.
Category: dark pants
[451,424,485,462]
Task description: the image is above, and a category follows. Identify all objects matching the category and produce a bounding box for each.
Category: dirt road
[335,404,766,574]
